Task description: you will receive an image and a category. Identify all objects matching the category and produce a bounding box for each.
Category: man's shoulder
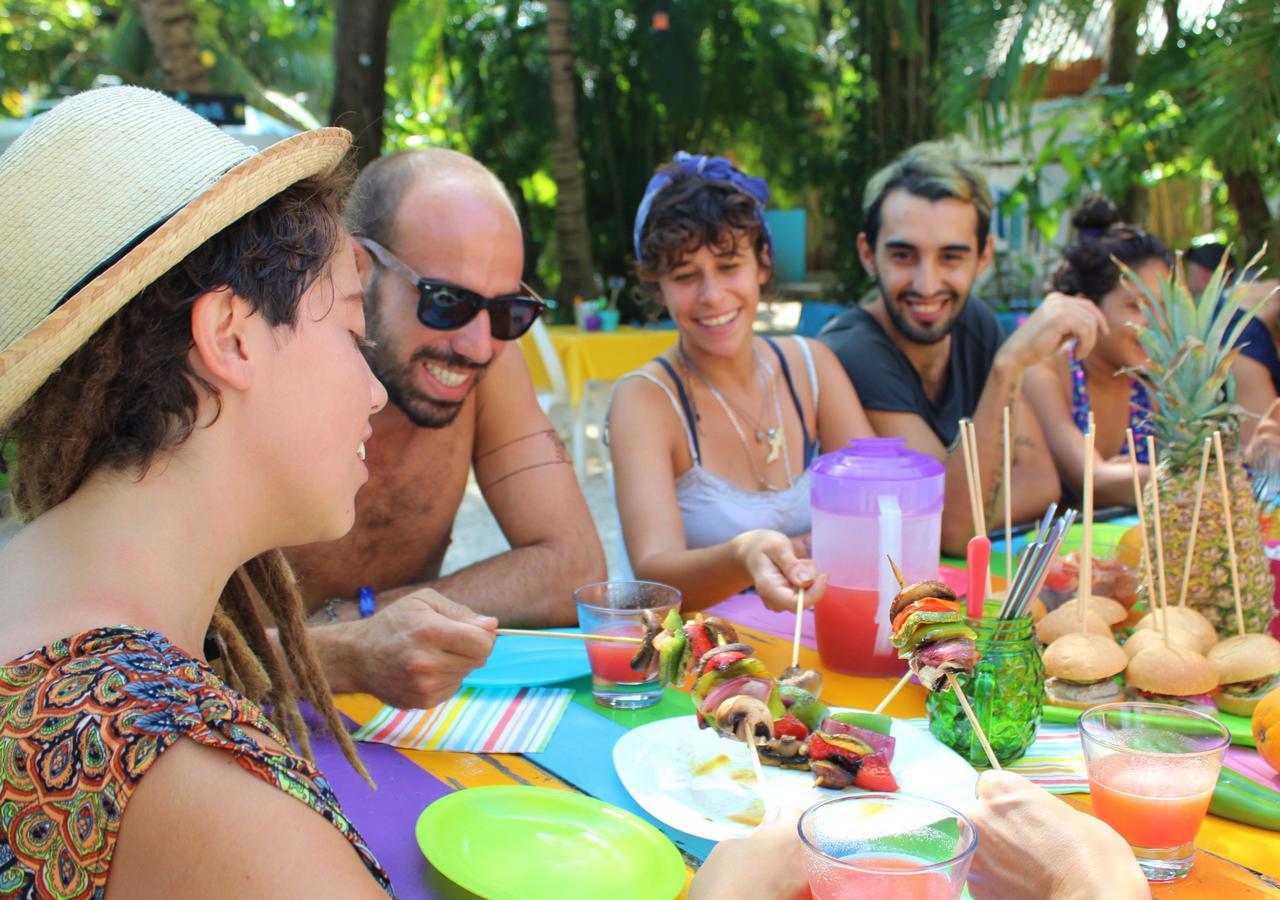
[952,297,1002,354]
[818,305,900,363]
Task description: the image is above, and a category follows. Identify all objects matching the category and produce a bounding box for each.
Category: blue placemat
[529,701,715,863]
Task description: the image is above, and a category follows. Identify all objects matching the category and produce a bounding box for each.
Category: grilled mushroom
[777,665,824,696]
[713,695,774,743]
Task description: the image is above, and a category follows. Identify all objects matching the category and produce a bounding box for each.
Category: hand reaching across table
[319,589,497,710]
[733,528,828,613]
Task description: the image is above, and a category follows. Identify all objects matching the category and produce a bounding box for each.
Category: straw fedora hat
[0,85,351,426]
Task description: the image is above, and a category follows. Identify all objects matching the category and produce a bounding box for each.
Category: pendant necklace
[679,342,793,490]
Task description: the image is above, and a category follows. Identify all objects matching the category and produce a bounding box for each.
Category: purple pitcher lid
[810,438,945,515]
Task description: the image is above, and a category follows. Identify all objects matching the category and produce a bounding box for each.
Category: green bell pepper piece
[1209,768,1280,831]
[829,710,893,735]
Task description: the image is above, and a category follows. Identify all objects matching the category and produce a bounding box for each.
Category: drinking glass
[798,793,977,900]
[574,580,680,709]
[1080,702,1230,883]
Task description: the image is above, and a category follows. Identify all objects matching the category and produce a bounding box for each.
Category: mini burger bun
[1035,605,1111,644]
[1126,644,1219,696]
[889,580,958,619]
[1207,633,1280,685]
[1133,606,1218,653]
[1044,632,1128,681]
[1122,627,1199,659]
[1053,595,1128,627]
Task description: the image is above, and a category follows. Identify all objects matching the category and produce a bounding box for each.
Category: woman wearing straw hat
[0,86,408,896]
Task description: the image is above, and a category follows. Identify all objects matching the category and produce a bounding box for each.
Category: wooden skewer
[1146,435,1172,636]
[947,673,1001,770]
[1176,438,1213,609]
[1212,431,1247,637]
[959,419,984,538]
[790,587,806,669]
[1003,405,1013,582]
[874,670,913,715]
[1126,428,1163,646]
[887,555,907,590]
[495,628,643,644]
[1080,417,1095,633]
[747,739,770,816]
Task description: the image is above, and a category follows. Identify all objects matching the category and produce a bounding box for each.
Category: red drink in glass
[1080,702,1229,883]
[810,854,956,900]
[1088,755,1215,849]
[584,625,650,683]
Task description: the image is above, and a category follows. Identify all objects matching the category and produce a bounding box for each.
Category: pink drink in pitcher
[811,439,944,677]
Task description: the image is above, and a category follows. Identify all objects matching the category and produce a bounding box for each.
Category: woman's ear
[189,288,257,392]
[758,245,773,285]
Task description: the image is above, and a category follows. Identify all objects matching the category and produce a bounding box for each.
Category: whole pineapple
[1131,252,1276,637]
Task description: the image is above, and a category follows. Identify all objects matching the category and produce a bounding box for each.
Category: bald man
[285,149,606,709]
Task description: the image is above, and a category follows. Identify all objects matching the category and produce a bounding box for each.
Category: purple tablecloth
[311,711,460,899]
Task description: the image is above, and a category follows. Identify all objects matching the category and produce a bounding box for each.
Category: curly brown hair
[634,170,771,282]
[5,166,371,784]
[1051,194,1172,304]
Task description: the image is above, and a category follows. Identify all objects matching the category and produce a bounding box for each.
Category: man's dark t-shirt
[819,299,1004,448]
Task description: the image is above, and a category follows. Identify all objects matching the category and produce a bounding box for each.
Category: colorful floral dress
[1069,356,1152,463]
[0,626,393,898]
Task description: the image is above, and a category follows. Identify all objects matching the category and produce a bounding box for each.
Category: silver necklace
[680,343,794,490]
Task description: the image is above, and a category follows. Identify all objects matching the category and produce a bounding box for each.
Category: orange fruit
[1254,686,1280,775]
[1115,524,1144,570]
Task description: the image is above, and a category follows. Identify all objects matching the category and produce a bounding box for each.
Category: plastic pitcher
[811,438,945,677]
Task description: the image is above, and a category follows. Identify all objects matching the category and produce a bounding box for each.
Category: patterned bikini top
[1069,356,1152,463]
[0,626,393,899]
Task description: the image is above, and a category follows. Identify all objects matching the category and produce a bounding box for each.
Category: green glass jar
[927,615,1043,767]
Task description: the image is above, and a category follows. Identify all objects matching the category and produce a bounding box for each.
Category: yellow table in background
[520,324,678,406]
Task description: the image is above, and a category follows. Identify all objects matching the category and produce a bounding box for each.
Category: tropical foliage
[2,0,1276,303]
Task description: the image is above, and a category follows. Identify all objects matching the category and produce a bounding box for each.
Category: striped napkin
[1003,722,1089,793]
[907,719,1089,793]
[352,686,572,754]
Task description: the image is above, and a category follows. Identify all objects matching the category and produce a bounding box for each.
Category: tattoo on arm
[479,459,571,491]
[476,428,565,461]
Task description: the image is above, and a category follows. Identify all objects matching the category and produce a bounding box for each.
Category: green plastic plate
[416,786,686,900]
[1042,703,1256,747]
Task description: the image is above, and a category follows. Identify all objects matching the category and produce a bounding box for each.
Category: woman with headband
[1023,194,1169,504]
[608,153,874,611]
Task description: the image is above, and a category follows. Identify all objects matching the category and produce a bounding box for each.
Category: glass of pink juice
[574,581,680,709]
[1080,702,1229,883]
[798,793,977,900]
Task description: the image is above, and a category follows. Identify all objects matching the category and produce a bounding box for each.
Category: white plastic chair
[526,319,594,481]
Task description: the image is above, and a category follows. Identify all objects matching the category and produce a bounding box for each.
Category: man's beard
[364,299,489,429]
[878,276,965,346]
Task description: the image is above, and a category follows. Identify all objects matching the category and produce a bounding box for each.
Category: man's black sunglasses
[357,237,554,340]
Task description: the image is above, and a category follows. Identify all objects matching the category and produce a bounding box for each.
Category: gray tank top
[609,336,818,576]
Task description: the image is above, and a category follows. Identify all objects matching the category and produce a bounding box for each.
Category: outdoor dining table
[315,551,1280,898]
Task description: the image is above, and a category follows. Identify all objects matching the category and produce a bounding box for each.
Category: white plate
[612,711,978,841]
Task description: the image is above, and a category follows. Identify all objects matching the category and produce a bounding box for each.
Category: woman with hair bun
[1023,194,1171,505]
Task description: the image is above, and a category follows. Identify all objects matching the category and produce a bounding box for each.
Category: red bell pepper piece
[853,753,899,792]
[891,598,959,633]
[772,714,809,741]
[698,650,747,677]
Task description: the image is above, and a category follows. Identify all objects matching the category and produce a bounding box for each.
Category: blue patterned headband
[632,151,772,263]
